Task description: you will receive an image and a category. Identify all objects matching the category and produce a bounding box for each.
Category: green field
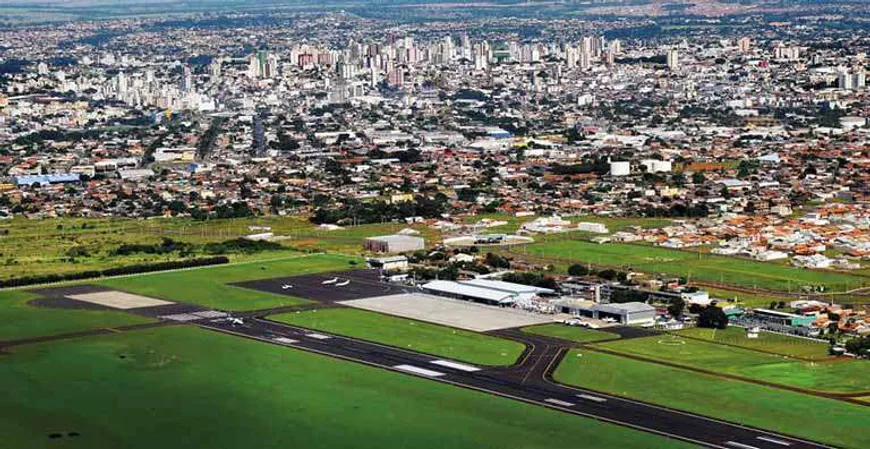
[0,289,153,342]
[99,253,357,311]
[0,326,695,449]
[596,335,870,393]
[525,240,869,292]
[521,324,619,343]
[699,287,795,308]
[677,327,831,360]
[270,308,525,366]
[0,215,435,281]
[554,350,870,449]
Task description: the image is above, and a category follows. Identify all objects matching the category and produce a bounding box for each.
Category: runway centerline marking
[305,333,332,340]
[393,364,445,377]
[430,360,481,372]
[577,394,607,403]
[756,437,792,446]
[726,441,761,449]
[544,398,575,407]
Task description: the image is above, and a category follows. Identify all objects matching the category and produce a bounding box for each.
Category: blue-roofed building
[14,174,81,187]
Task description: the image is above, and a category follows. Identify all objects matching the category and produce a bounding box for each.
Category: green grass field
[0,215,432,281]
[596,335,870,393]
[0,290,153,342]
[99,253,358,311]
[525,240,869,292]
[554,350,870,449]
[677,327,831,360]
[521,324,620,343]
[270,308,525,366]
[0,326,695,449]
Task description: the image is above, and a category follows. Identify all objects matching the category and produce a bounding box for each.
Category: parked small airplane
[322,277,339,285]
[281,284,293,290]
[228,317,244,326]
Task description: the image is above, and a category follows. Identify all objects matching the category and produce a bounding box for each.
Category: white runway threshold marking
[756,437,791,446]
[577,394,608,403]
[430,360,481,372]
[726,441,760,449]
[273,337,299,344]
[393,365,445,377]
[544,398,575,407]
[305,333,332,340]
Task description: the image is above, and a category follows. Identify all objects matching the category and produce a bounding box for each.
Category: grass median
[270,308,525,366]
[521,323,620,344]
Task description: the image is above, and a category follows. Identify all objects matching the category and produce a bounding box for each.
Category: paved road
[200,317,833,449]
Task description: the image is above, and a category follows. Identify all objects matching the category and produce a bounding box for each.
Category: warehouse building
[363,235,425,253]
[553,300,656,325]
[421,279,554,306]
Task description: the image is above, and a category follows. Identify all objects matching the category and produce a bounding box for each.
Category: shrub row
[0,256,230,288]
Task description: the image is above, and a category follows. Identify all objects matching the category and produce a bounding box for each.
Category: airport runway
[200,317,834,449]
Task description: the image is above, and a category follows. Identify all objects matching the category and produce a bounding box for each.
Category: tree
[697,305,728,329]
[845,336,870,358]
[667,297,686,318]
[484,252,511,269]
[568,264,589,276]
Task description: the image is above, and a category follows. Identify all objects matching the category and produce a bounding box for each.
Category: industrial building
[366,256,409,272]
[553,300,656,325]
[421,279,554,306]
[363,235,425,253]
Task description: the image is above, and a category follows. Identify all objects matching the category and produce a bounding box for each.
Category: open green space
[596,334,870,393]
[677,326,831,360]
[525,240,869,292]
[270,308,524,366]
[554,350,870,449]
[0,290,153,342]
[99,253,357,311]
[0,326,695,449]
[699,287,794,308]
[0,215,434,281]
[521,323,620,344]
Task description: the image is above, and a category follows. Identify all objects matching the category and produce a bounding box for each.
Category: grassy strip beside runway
[595,335,870,394]
[676,326,832,360]
[270,308,525,366]
[0,289,153,342]
[524,240,868,292]
[0,326,695,449]
[98,253,359,311]
[521,323,620,344]
[554,350,870,449]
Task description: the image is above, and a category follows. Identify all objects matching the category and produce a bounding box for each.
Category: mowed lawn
[270,308,525,366]
[526,240,869,292]
[595,335,870,393]
[677,327,831,360]
[99,253,359,311]
[0,290,153,342]
[0,327,695,449]
[554,350,870,449]
[521,324,620,344]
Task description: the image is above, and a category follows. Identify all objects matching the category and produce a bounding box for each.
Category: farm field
[0,289,153,342]
[270,308,525,366]
[525,239,870,292]
[521,323,620,343]
[98,253,359,311]
[554,350,870,449]
[0,326,695,449]
[677,326,831,360]
[596,334,870,393]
